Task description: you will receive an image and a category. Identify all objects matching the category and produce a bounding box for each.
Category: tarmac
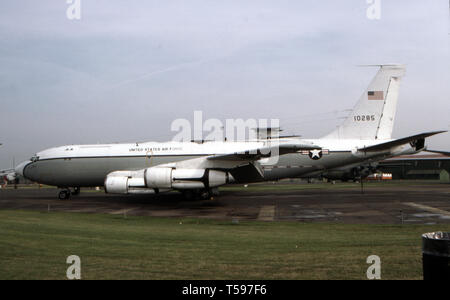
[0,182,450,224]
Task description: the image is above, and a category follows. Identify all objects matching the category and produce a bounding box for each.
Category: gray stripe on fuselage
[262,151,356,180]
[24,155,206,187]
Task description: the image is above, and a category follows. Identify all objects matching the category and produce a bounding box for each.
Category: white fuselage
[16,137,408,188]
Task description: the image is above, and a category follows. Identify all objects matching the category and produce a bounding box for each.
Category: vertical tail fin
[323,64,406,140]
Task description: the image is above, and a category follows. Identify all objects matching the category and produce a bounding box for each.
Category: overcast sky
[0,0,449,169]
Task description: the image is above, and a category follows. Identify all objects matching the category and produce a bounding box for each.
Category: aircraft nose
[15,160,31,177]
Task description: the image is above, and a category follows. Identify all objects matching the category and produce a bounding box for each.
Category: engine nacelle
[144,167,228,190]
[104,176,129,194]
[105,168,229,194]
[6,173,16,182]
[144,168,173,189]
[104,170,157,194]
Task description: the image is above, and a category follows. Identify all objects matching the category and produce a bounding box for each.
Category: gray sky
[1,0,449,169]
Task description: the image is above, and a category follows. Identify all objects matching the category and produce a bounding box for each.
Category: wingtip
[431,130,448,135]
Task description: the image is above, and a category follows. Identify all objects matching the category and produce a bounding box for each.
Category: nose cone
[15,160,31,177]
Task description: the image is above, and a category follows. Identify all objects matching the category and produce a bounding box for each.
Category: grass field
[1,209,449,280]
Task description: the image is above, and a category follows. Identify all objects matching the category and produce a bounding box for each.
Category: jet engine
[6,173,16,182]
[145,168,228,189]
[104,170,158,194]
[104,168,229,194]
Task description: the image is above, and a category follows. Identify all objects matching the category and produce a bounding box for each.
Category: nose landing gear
[57,187,80,200]
[58,189,71,200]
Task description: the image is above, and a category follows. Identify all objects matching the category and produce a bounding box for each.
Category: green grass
[0,210,448,280]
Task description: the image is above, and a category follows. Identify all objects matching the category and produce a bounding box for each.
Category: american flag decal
[368,91,384,100]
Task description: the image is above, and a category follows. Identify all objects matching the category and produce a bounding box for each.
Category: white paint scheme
[14,65,445,198]
[0,168,16,183]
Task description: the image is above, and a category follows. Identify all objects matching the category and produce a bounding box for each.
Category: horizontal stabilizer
[359,131,447,152]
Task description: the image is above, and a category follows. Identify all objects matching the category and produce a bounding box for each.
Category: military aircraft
[0,144,18,185]
[0,169,17,184]
[15,64,445,199]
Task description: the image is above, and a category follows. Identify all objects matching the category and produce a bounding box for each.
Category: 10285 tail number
[354,115,375,122]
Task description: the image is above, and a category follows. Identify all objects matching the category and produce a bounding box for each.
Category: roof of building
[383,153,450,161]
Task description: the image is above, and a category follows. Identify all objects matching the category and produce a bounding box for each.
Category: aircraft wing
[152,143,320,183]
[207,143,320,161]
[358,131,446,152]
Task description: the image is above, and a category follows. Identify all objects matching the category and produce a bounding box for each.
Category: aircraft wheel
[199,189,212,200]
[210,187,220,197]
[58,190,71,200]
[72,187,80,195]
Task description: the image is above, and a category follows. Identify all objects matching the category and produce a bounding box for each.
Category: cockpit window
[30,155,39,162]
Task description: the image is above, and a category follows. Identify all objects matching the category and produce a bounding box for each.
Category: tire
[58,190,70,200]
[72,187,80,195]
[210,188,220,197]
[199,189,212,200]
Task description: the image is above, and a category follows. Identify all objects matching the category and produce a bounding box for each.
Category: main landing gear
[57,187,81,200]
[181,188,220,201]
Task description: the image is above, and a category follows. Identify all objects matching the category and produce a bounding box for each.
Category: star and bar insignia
[301,149,329,160]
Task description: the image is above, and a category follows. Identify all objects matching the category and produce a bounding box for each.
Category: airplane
[0,169,17,184]
[0,144,18,185]
[14,64,446,200]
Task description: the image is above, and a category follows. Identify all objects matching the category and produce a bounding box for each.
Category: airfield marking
[110,208,138,215]
[403,202,450,217]
[258,205,275,221]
